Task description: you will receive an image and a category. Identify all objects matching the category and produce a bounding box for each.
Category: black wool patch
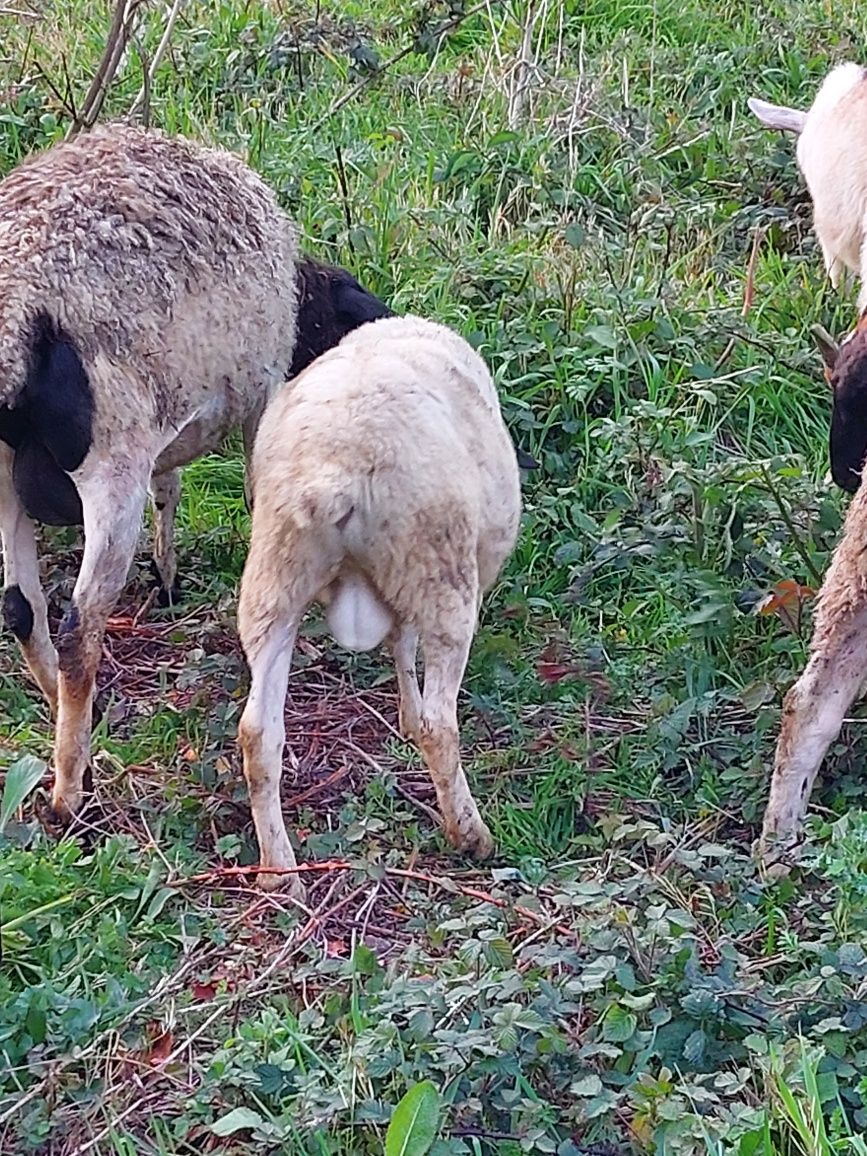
[3,585,34,641]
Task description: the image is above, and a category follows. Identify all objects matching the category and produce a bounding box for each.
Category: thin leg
[758,608,867,870]
[0,444,58,711]
[392,624,422,743]
[149,468,181,605]
[417,599,492,858]
[237,530,337,896]
[237,624,301,897]
[50,462,149,818]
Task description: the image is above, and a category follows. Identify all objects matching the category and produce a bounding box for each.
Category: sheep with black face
[0,121,390,825]
[810,319,867,493]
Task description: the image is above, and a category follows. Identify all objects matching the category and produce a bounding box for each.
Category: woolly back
[0,123,298,407]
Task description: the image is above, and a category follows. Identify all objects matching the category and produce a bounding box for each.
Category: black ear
[516,447,540,470]
[334,279,394,327]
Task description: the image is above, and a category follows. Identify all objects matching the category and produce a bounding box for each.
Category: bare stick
[67,0,146,140]
[129,0,185,120]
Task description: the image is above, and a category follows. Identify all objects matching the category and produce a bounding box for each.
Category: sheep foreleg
[759,611,867,873]
[50,465,148,818]
[149,468,181,605]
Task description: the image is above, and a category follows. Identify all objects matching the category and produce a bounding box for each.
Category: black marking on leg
[3,585,34,641]
[56,604,82,674]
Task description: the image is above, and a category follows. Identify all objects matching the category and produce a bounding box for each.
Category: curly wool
[0,122,299,422]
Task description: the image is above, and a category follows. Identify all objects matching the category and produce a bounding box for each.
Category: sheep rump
[236,315,522,893]
[749,62,867,305]
[0,122,298,425]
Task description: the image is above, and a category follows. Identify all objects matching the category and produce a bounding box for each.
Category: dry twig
[67,0,147,139]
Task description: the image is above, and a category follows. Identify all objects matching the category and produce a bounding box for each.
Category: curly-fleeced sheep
[749,62,867,305]
[236,315,522,894]
[0,122,391,823]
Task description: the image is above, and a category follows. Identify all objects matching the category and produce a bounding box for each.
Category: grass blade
[386,1081,440,1156]
[0,755,46,836]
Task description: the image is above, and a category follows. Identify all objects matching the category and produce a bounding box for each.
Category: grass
[2,0,867,1151]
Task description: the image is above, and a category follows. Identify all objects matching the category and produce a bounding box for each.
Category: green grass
[2,0,867,1151]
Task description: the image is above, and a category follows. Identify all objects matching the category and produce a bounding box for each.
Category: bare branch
[67,0,147,140]
[129,0,185,121]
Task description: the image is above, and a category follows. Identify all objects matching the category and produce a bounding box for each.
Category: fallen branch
[129,0,185,122]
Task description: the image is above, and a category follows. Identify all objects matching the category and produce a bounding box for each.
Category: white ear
[747,96,807,134]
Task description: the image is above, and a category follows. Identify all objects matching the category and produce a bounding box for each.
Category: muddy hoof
[35,794,74,837]
[36,765,95,837]
[754,833,802,880]
[449,820,495,860]
[257,866,305,901]
[148,559,182,608]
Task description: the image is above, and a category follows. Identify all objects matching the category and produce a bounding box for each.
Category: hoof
[257,865,305,901]
[398,711,421,745]
[148,560,182,608]
[41,764,93,832]
[448,819,495,860]
[754,831,802,880]
[37,793,77,837]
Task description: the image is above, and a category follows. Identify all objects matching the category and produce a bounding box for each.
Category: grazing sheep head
[814,318,867,492]
[291,258,393,377]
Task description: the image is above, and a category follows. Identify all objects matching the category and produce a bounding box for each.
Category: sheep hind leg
[148,469,182,606]
[0,444,58,713]
[50,465,149,821]
[758,609,867,875]
[237,537,336,898]
[417,598,493,859]
[392,624,422,743]
[237,623,303,899]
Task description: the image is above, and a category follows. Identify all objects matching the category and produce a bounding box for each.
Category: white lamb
[236,315,522,894]
[749,62,867,307]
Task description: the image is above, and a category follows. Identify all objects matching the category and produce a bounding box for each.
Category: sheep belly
[325,573,393,652]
